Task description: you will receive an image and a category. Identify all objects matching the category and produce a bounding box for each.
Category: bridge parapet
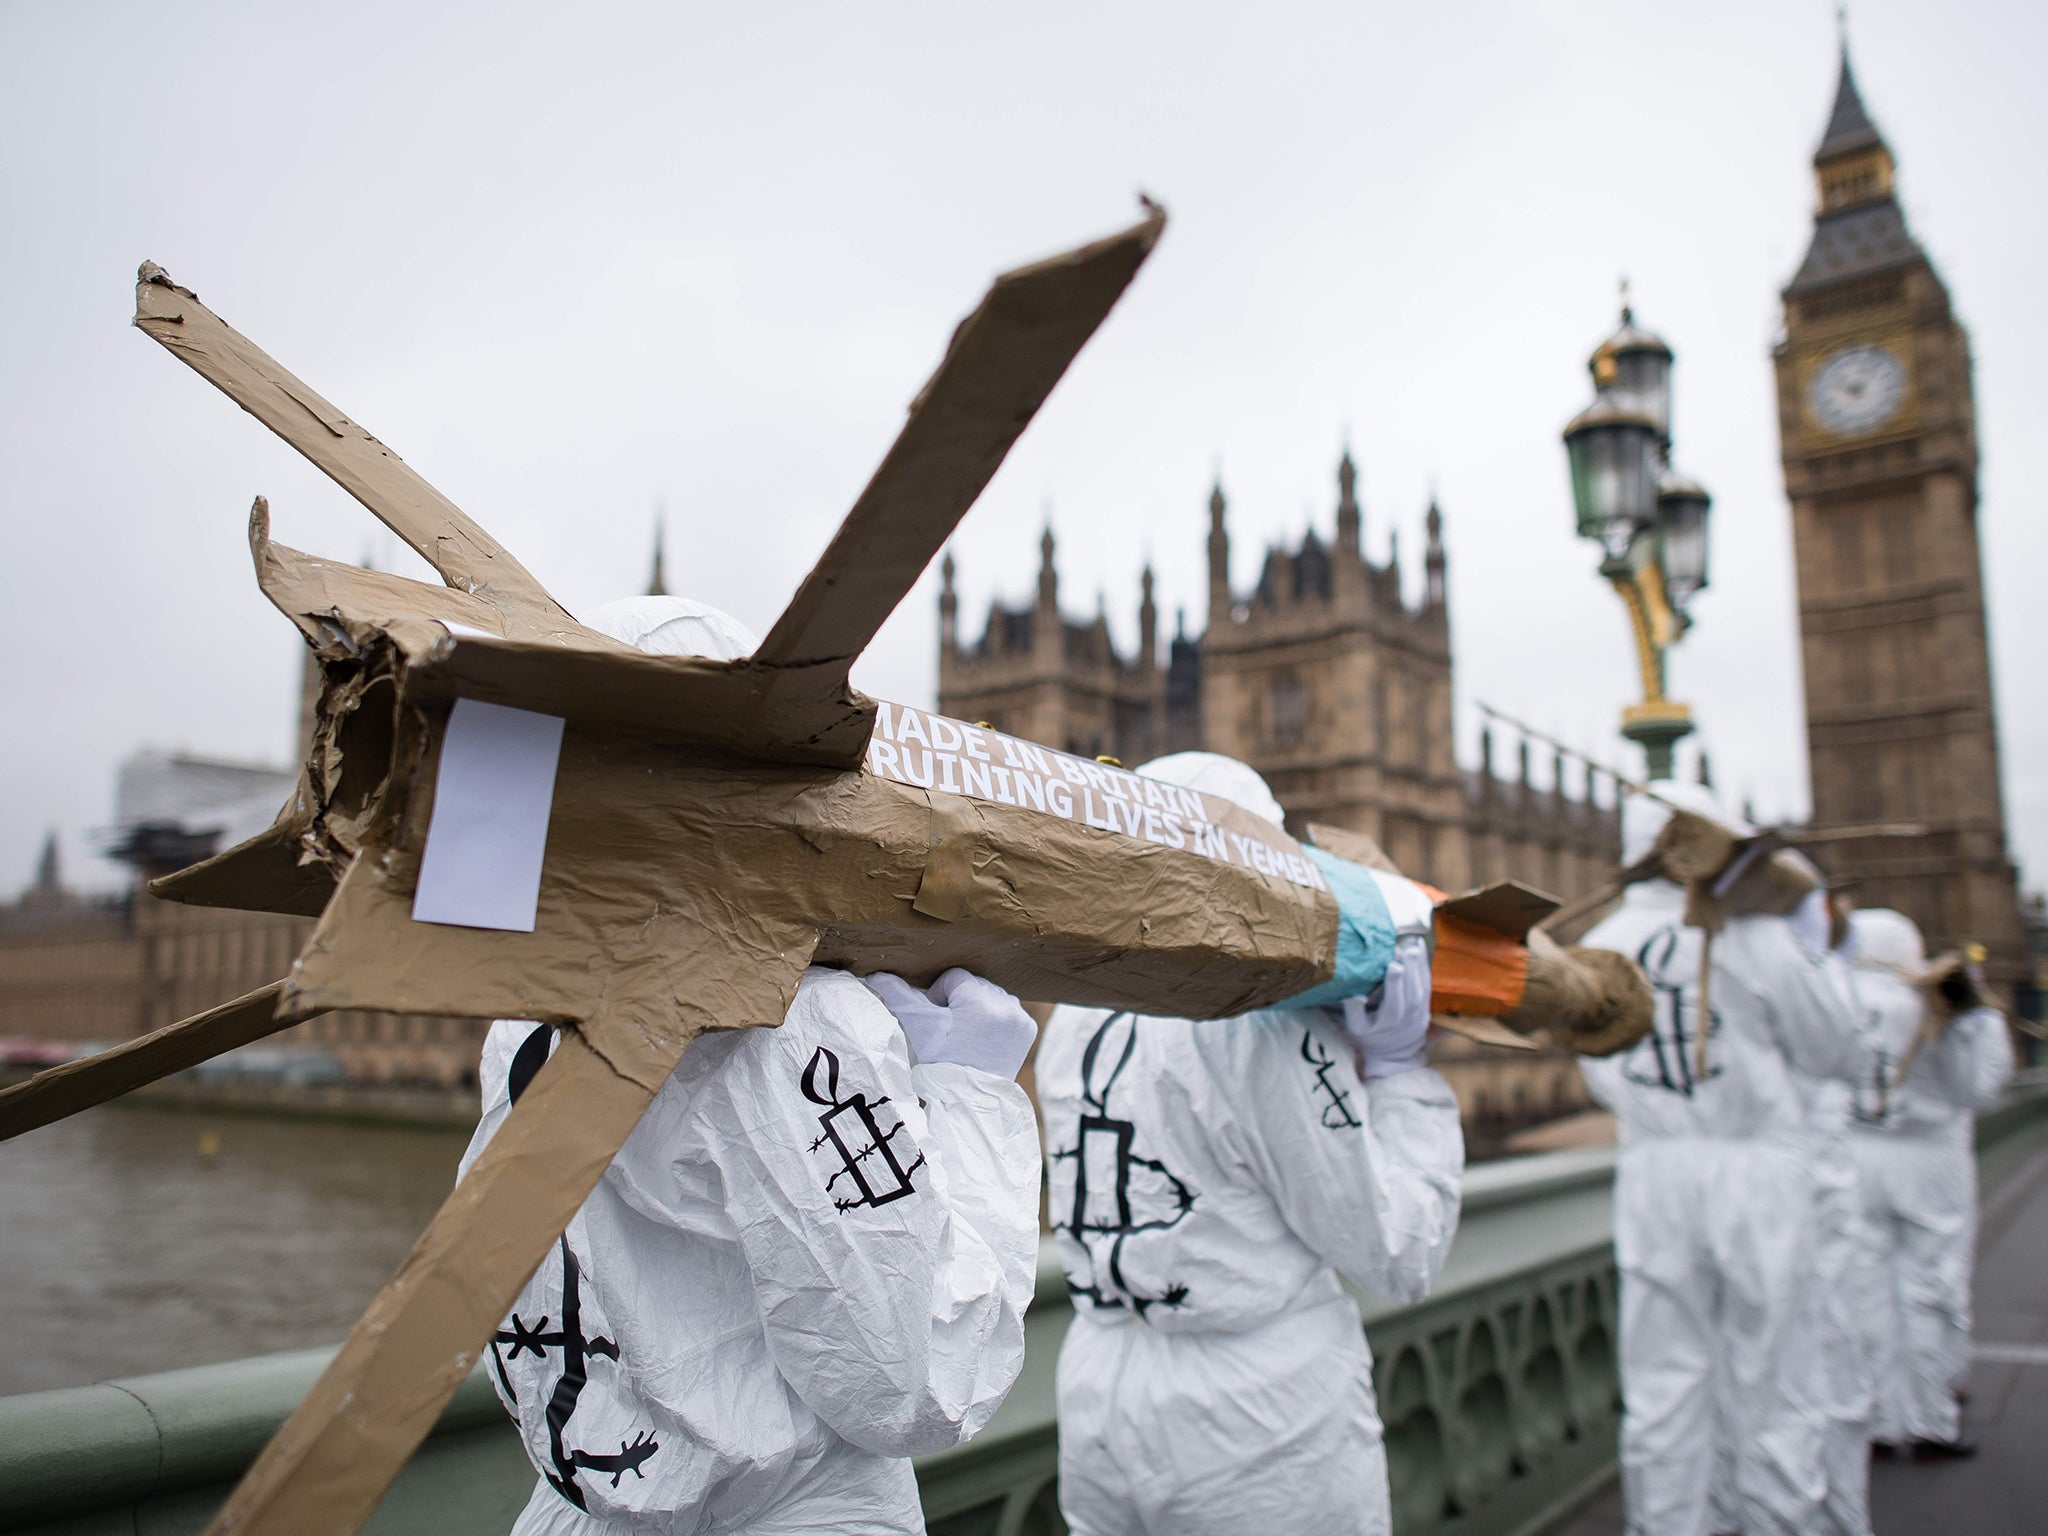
[6,1076,2044,1536]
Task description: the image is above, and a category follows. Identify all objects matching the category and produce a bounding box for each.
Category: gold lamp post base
[1621,700,1694,782]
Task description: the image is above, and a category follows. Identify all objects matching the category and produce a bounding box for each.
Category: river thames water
[0,1103,470,1394]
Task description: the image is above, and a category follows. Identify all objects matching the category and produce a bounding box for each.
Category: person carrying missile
[1576,780,1866,1536]
[1841,907,2013,1461]
[1782,885,1880,1536]
[461,596,1046,1536]
[1035,751,1465,1536]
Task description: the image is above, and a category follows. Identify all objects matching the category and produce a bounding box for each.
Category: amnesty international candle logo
[801,1044,927,1211]
[1301,1027,1363,1130]
[866,703,1328,893]
[1619,925,1723,1097]
[1052,1012,1196,1316]
[1851,1029,1897,1127]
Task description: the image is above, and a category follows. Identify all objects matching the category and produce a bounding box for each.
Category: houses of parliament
[1,49,2036,1122]
[937,463,1619,907]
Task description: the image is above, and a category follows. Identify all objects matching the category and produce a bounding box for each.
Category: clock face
[1810,345,1907,436]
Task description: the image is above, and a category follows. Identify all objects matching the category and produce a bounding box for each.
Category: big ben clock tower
[1774,48,2027,987]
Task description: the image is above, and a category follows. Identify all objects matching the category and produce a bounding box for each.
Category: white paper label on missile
[412,699,566,932]
[864,702,1327,893]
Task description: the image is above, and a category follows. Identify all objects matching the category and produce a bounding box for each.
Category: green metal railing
[6,1079,2044,1536]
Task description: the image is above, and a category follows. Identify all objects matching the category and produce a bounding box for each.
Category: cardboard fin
[1432,1013,1541,1051]
[1436,880,1561,942]
[0,981,321,1140]
[133,262,575,639]
[753,202,1166,674]
[1305,822,1402,874]
[148,809,334,917]
[201,917,816,1536]
[248,497,517,648]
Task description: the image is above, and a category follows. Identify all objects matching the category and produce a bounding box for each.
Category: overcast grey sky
[3,0,2043,899]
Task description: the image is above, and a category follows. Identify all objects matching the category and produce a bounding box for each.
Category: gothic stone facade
[939,454,1621,904]
[1773,54,2029,992]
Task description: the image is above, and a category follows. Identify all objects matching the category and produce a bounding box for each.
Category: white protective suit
[1787,889,1878,1536]
[1842,908,2013,1447]
[464,597,1043,1536]
[1038,753,1465,1536]
[1578,783,1863,1536]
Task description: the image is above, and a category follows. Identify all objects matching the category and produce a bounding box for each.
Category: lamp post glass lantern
[1656,476,1711,610]
[1563,398,1660,559]
[1591,311,1675,440]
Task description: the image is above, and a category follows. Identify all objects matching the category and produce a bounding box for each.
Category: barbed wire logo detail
[802,1044,925,1211]
[1051,1012,1196,1317]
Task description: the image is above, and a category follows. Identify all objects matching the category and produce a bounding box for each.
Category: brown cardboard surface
[0,982,325,1140]
[1436,880,1560,942]
[1720,845,1823,919]
[1507,930,1653,1058]
[1652,809,1744,887]
[151,804,333,915]
[867,704,1328,897]
[283,716,1335,1034]
[1430,1015,1541,1052]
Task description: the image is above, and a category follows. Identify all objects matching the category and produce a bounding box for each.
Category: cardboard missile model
[0,206,1339,1536]
[0,205,1648,1536]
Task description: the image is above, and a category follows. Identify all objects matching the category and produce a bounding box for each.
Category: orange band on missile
[1429,912,1531,1017]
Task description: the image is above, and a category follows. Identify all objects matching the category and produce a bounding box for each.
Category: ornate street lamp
[1561,301,1712,781]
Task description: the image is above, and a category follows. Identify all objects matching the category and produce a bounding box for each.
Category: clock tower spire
[1772,40,2027,995]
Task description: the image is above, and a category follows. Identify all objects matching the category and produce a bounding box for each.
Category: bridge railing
[5,1075,2044,1536]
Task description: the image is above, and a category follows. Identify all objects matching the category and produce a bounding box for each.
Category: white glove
[862,967,1039,1080]
[1339,934,1432,1080]
[1788,887,1833,957]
